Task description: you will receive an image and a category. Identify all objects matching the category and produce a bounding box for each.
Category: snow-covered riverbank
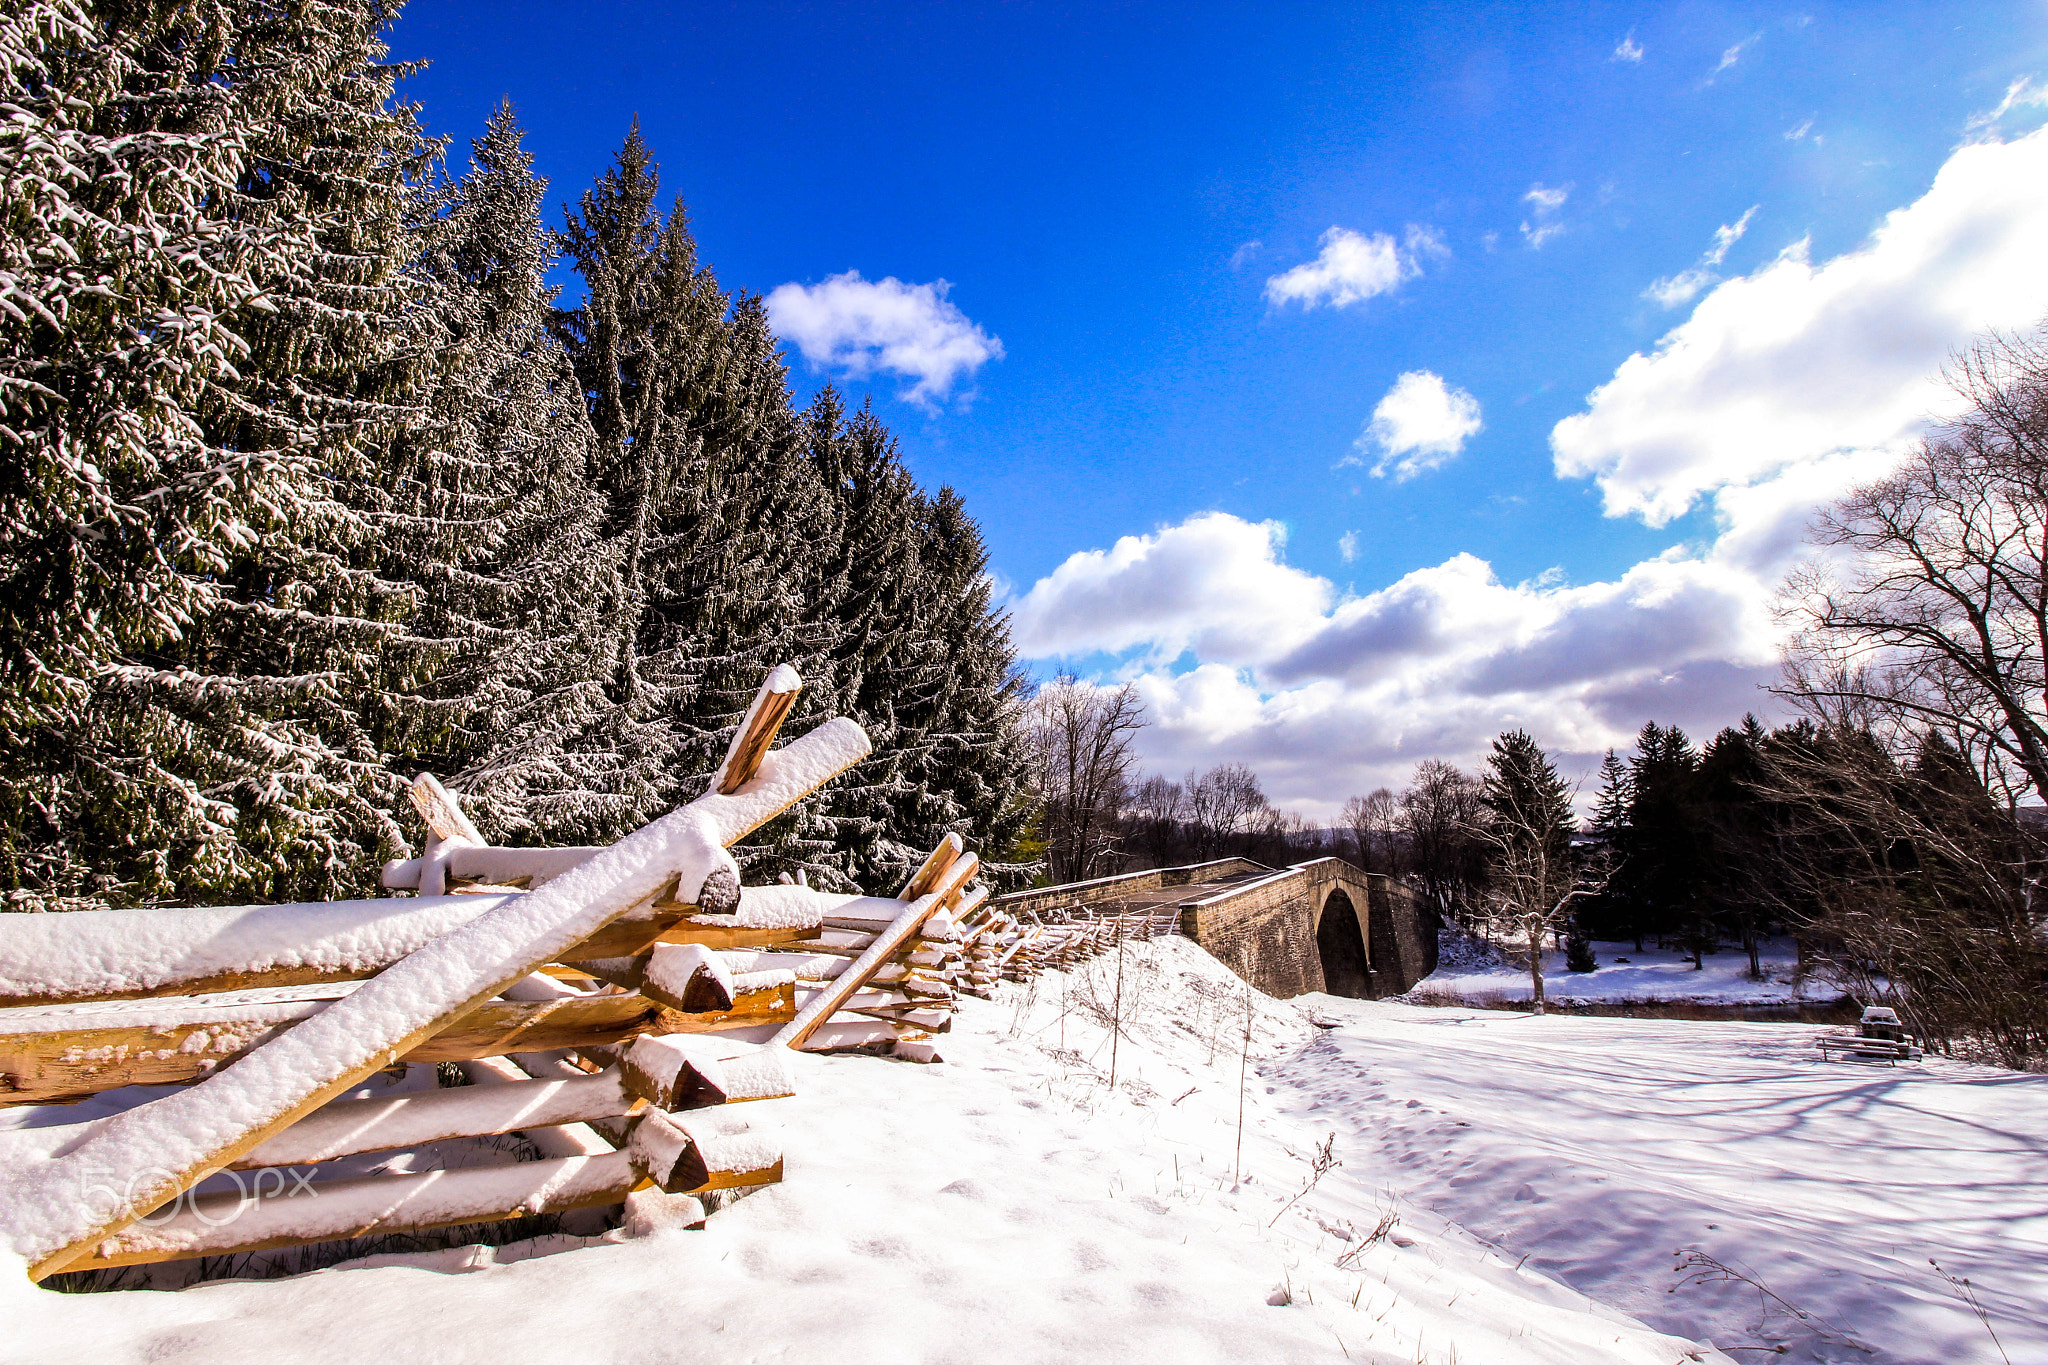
[1411,936,1845,1009]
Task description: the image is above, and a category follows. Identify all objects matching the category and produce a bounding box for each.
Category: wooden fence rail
[0,665,984,1283]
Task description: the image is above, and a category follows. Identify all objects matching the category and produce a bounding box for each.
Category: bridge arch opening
[1315,888,1371,998]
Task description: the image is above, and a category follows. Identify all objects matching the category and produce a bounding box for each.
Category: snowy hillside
[6,939,1725,1365]
[8,936,2040,1364]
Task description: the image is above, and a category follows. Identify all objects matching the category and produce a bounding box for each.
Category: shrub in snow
[1566,934,1598,973]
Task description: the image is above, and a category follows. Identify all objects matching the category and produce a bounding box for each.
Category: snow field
[0,938,1725,1365]
[1278,996,2048,1364]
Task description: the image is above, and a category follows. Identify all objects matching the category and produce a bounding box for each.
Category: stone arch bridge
[993,857,1438,1000]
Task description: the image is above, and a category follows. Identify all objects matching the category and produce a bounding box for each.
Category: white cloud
[1338,530,1359,563]
[1785,117,1815,142]
[1264,225,1445,310]
[1709,34,1759,80]
[1965,77,2048,142]
[1643,271,1712,312]
[1644,205,1758,308]
[1703,208,1757,264]
[1011,513,1779,814]
[1612,33,1644,63]
[1008,513,1331,665]
[1354,370,1483,481]
[765,271,1003,406]
[1520,183,1570,248]
[1554,126,2048,529]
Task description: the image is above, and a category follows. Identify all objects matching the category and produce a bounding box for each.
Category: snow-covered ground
[7,936,2039,1365]
[1278,994,2048,1365]
[4,939,1727,1365]
[1414,936,1843,1007]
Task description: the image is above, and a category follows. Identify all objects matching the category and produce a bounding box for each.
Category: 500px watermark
[81,1165,318,1228]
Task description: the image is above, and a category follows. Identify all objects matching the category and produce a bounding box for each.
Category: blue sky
[390,2,2048,814]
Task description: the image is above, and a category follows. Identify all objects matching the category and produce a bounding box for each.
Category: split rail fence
[955,904,1180,985]
[0,667,984,1284]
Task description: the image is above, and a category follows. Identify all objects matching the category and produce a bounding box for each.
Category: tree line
[0,0,1029,911]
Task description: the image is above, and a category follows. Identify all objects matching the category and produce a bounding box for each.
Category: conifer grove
[0,0,1031,911]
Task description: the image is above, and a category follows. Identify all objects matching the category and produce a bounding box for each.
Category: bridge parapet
[992,858,1267,920]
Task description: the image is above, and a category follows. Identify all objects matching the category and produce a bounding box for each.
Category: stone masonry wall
[1180,861,1438,1001]
[993,857,1438,1002]
[1178,870,1338,1000]
[1364,876,1437,998]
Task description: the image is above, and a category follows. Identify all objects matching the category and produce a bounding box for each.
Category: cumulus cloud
[1353,371,1483,480]
[1264,225,1445,310]
[1011,513,1779,813]
[1644,205,1758,308]
[1338,530,1359,563]
[1520,184,1570,248]
[765,271,1003,406]
[1612,33,1644,63]
[1554,126,2048,530]
[1008,513,1331,665]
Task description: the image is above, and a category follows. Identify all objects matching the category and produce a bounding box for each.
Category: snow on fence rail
[0,666,991,1285]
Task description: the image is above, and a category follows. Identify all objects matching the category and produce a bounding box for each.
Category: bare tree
[1398,759,1484,923]
[1184,762,1270,860]
[1470,731,1591,1015]
[1022,675,1146,883]
[1341,788,1400,875]
[1265,808,1328,863]
[1773,326,2048,1064]
[1752,723,2048,1066]
[1469,822,1600,1016]
[1125,773,1186,868]
[1782,327,2048,802]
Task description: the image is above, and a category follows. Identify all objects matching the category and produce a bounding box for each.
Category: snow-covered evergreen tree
[784,397,1031,889]
[798,395,931,886]
[0,49,1038,907]
[0,0,434,907]
[175,0,441,903]
[386,105,618,843]
[554,130,861,850]
[913,486,1035,882]
[666,296,854,881]
[552,123,728,834]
